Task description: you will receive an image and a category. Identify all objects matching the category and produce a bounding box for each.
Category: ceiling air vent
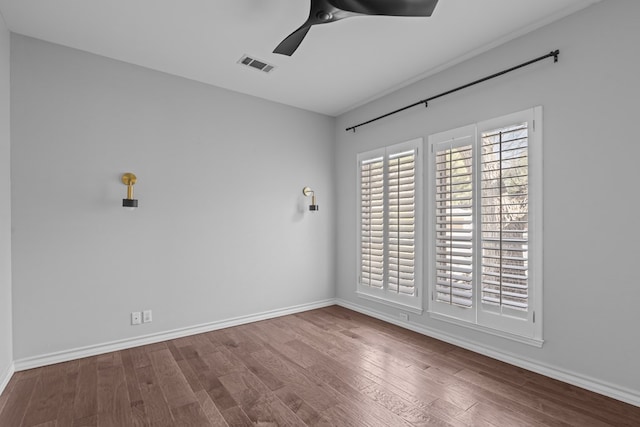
[238,55,275,74]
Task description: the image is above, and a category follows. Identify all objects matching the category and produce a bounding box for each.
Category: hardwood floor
[1,306,639,426]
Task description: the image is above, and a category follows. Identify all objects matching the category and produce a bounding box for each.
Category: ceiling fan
[273,0,439,56]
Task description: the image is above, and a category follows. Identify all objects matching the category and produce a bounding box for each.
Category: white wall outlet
[399,312,409,321]
[143,309,152,323]
[131,311,142,325]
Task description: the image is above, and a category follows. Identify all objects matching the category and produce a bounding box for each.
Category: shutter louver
[360,157,384,289]
[388,150,416,296]
[435,143,474,307]
[481,123,529,312]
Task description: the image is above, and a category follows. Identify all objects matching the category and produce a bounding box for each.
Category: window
[358,138,423,313]
[428,107,543,344]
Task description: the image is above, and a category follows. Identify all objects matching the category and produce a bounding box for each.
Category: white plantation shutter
[434,141,473,307]
[480,122,530,314]
[388,149,416,296]
[357,139,423,312]
[360,156,385,289]
[428,125,476,322]
[428,108,542,343]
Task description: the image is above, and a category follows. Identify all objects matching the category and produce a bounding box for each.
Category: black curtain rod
[345,49,559,133]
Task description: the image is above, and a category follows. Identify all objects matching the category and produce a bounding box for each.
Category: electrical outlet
[399,312,409,321]
[143,310,152,323]
[131,311,142,325]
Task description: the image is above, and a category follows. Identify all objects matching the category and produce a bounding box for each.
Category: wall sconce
[121,173,138,209]
[302,186,318,211]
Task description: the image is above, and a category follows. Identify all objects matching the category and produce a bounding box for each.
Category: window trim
[427,107,543,344]
[429,311,544,347]
[356,138,423,313]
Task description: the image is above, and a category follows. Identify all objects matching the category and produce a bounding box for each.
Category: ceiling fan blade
[273,0,353,56]
[329,0,439,16]
[274,0,355,56]
[273,0,434,56]
[273,24,312,56]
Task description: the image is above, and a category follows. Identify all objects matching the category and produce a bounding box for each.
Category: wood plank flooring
[1,306,639,426]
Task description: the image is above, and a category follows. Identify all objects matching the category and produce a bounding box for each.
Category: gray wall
[335,0,640,394]
[11,35,336,359]
[0,13,12,385]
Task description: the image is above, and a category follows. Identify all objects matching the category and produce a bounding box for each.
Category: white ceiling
[0,0,599,116]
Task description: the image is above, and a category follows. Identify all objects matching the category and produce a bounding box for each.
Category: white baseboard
[14,298,336,372]
[0,362,14,397]
[336,298,640,408]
